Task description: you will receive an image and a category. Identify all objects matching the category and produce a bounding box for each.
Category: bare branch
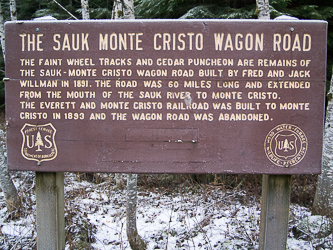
[53,0,78,20]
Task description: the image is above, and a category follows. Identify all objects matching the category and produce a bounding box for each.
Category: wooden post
[36,172,65,250]
[259,174,291,250]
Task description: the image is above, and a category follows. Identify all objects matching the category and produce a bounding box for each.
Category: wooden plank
[259,174,291,250]
[36,172,65,250]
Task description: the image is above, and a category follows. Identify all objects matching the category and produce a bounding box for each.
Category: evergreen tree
[35,131,44,152]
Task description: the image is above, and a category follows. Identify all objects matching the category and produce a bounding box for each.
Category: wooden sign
[5,19,327,174]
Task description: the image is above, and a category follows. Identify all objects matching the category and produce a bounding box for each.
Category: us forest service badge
[264,124,308,168]
[21,123,57,163]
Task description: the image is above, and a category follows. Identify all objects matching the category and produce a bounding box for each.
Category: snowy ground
[0,172,332,250]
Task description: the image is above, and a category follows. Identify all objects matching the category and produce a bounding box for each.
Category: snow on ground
[0,172,332,249]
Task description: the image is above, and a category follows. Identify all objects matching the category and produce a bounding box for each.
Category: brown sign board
[5,19,327,174]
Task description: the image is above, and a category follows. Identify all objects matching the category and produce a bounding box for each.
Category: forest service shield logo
[264,124,308,168]
[274,134,298,159]
[21,123,57,163]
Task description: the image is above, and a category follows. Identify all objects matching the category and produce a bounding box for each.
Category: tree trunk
[115,173,125,189]
[112,0,135,19]
[81,0,89,20]
[112,0,126,189]
[256,0,270,19]
[0,3,20,213]
[112,1,145,248]
[121,0,135,19]
[0,2,6,61]
[126,174,146,249]
[313,70,333,216]
[112,0,123,19]
[9,0,17,21]
[0,142,21,212]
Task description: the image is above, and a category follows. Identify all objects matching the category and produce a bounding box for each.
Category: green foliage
[134,0,255,19]
[29,0,80,19]
[180,5,256,19]
[180,5,217,19]
[270,0,292,9]
[14,0,79,20]
[134,0,194,19]
[285,5,333,20]
[76,8,112,19]
[15,0,113,20]
[0,1,9,20]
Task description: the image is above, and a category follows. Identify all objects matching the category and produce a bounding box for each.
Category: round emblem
[264,124,308,168]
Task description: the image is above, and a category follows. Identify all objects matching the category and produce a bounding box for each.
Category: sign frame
[5,19,327,174]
